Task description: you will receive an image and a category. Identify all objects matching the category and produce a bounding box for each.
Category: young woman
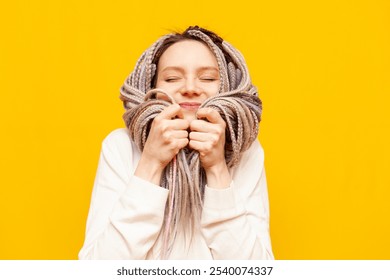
[79,26,274,260]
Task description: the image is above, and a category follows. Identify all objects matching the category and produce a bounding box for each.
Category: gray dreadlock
[119,26,262,259]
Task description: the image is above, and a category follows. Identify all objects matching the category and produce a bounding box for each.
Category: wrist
[205,162,231,189]
[134,155,164,186]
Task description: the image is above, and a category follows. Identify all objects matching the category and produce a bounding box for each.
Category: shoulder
[238,139,265,170]
[231,139,265,186]
[100,128,140,169]
[102,128,138,153]
[246,139,264,160]
[102,128,131,146]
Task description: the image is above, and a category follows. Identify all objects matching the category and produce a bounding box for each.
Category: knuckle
[216,125,225,134]
[153,116,162,125]
[205,143,213,153]
[168,142,177,152]
[160,121,169,132]
[210,135,218,146]
[173,139,187,153]
[162,131,172,143]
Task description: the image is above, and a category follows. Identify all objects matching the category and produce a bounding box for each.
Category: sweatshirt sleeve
[78,129,169,259]
[200,140,274,259]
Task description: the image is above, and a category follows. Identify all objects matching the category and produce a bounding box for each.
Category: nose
[180,78,200,96]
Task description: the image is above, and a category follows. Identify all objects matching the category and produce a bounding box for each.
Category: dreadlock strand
[119,27,262,259]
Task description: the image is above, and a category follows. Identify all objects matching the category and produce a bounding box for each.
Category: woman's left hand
[189,108,231,189]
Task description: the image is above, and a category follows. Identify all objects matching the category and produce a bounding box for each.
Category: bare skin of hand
[134,104,189,185]
[189,108,231,189]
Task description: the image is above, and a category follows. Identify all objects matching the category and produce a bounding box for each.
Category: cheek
[155,85,180,101]
[155,80,176,97]
[156,79,182,92]
[206,83,220,97]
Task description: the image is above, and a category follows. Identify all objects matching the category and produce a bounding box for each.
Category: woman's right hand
[134,104,189,185]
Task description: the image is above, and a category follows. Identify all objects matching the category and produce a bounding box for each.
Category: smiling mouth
[179,102,201,111]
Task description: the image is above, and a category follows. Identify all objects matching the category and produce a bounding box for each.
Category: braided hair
[119,26,262,258]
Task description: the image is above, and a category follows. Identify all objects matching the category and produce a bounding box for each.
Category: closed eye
[200,77,218,82]
[165,77,181,82]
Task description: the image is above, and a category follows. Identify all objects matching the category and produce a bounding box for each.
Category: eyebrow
[159,66,219,73]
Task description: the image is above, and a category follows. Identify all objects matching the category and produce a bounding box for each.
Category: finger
[189,131,211,142]
[160,124,189,144]
[158,104,184,120]
[156,92,171,102]
[190,119,217,133]
[176,138,189,150]
[171,130,189,139]
[188,139,201,151]
[169,118,190,130]
[196,108,224,125]
[188,139,211,154]
[189,131,220,151]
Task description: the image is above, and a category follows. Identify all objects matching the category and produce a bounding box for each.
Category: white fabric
[79,128,274,259]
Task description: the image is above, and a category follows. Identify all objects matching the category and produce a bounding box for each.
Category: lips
[179,102,201,111]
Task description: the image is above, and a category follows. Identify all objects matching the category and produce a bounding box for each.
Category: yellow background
[1,0,389,259]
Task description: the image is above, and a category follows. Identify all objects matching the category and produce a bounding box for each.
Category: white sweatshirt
[79,128,274,259]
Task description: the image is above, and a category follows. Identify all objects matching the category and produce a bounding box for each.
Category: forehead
[157,40,218,67]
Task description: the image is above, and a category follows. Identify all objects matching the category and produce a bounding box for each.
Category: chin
[184,113,197,122]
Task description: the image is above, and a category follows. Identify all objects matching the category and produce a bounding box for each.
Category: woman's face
[155,39,220,121]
